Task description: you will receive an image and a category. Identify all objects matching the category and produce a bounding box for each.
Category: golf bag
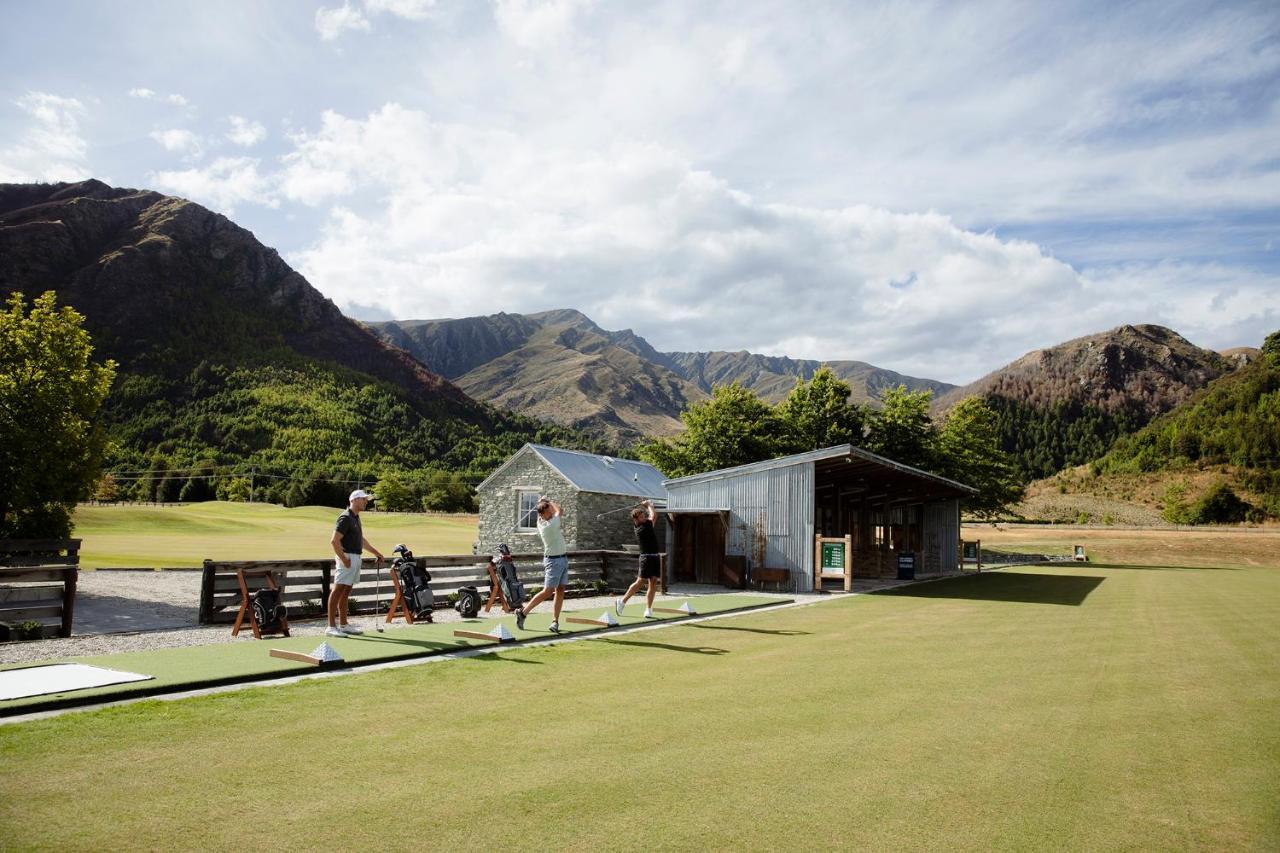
[392,545,434,622]
[455,586,482,618]
[495,554,525,611]
[252,587,287,634]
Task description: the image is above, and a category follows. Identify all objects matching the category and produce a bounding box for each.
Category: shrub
[14,620,44,641]
[1189,482,1252,524]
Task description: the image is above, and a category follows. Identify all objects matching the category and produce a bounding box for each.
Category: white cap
[349,489,373,503]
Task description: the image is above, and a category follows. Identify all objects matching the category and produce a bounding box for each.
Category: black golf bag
[455,586,482,618]
[494,548,525,611]
[252,587,287,634]
[392,545,434,622]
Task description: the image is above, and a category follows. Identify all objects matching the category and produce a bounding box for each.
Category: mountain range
[1,180,1258,500]
[369,310,954,444]
[0,180,598,504]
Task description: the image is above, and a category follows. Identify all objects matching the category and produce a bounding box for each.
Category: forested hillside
[0,180,604,510]
[1093,331,1280,520]
[936,324,1234,481]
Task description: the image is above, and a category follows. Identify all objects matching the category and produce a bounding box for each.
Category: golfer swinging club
[515,496,568,633]
[327,489,384,637]
[616,499,660,618]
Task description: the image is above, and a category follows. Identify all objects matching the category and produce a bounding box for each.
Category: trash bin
[896,552,916,580]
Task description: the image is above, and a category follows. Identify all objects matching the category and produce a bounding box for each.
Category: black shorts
[638,554,661,579]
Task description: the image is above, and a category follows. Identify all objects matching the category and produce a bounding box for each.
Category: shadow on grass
[686,623,810,636]
[1061,562,1241,572]
[881,573,1104,606]
[460,653,542,665]
[598,638,729,655]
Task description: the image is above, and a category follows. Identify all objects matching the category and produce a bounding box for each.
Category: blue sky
[2,0,1277,383]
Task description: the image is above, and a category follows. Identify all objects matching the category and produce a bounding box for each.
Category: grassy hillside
[71,502,479,567]
[2,560,1277,849]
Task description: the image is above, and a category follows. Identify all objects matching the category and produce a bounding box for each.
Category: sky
[1,0,1277,384]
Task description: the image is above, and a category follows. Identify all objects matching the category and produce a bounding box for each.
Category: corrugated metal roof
[664,444,977,495]
[477,444,666,498]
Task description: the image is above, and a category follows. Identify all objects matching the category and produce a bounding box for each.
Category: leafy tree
[937,397,1024,519]
[864,386,938,470]
[1189,482,1253,524]
[0,292,116,537]
[776,367,867,453]
[639,383,788,477]
[374,471,416,513]
[1261,329,1280,359]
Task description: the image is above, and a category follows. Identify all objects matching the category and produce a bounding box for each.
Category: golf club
[374,559,385,632]
[595,499,666,520]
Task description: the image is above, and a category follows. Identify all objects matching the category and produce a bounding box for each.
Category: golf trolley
[384,544,436,624]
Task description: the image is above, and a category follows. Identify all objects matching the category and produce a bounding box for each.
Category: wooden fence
[0,539,81,638]
[199,550,638,625]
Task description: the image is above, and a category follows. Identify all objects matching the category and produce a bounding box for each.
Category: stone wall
[476,453,576,555]
[476,451,667,557]
[575,491,668,551]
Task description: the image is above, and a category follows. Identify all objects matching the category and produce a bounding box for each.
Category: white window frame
[516,489,541,531]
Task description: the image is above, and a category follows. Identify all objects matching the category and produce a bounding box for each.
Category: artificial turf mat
[0,594,789,714]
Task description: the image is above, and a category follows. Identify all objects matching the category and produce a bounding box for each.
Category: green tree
[0,291,116,537]
[1261,329,1280,359]
[375,471,416,513]
[639,383,787,478]
[776,367,867,453]
[864,386,938,470]
[937,397,1024,519]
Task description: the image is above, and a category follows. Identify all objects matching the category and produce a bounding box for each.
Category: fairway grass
[71,502,479,567]
[1,562,1277,850]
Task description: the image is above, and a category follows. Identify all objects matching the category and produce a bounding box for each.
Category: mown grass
[70,502,479,567]
[1,561,1277,851]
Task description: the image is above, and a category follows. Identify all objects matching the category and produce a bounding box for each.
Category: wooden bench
[752,567,790,590]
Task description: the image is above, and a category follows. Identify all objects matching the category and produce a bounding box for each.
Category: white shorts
[335,554,361,587]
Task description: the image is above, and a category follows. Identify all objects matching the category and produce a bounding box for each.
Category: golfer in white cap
[327,489,384,636]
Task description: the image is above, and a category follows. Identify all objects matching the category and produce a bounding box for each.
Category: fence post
[199,559,215,624]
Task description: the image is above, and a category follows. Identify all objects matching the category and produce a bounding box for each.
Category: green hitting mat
[0,594,790,715]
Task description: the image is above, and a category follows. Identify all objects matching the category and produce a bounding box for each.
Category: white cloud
[364,0,437,20]
[493,0,592,50]
[315,2,370,41]
[226,116,267,147]
[149,128,203,157]
[149,156,277,215]
[0,92,90,182]
[278,104,1201,382]
[128,88,188,106]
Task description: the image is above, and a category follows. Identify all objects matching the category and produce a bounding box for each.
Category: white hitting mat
[0,663,154,701]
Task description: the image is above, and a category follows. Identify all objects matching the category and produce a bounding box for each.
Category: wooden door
[673,516,697,583]
[695,515,722,584]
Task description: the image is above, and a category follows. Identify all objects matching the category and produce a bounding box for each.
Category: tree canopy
[640,369,1022,517]
[0,292,116,537]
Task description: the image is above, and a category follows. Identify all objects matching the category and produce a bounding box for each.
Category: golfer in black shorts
[616,499,661,618]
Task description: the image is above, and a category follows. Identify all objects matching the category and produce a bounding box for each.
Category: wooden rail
[199,550,637,625]
[0,539,81,638]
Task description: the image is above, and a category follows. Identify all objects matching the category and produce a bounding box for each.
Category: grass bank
[70,502,479,568]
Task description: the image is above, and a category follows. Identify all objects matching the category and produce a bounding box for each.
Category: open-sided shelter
[475,444,667,555]
[662,445,976,591]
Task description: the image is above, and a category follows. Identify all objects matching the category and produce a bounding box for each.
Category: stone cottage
[475,444,667,555]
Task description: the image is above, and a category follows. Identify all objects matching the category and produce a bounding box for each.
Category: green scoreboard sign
[820,541,846,570]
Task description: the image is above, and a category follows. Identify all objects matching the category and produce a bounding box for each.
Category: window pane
[518,492,539,529]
